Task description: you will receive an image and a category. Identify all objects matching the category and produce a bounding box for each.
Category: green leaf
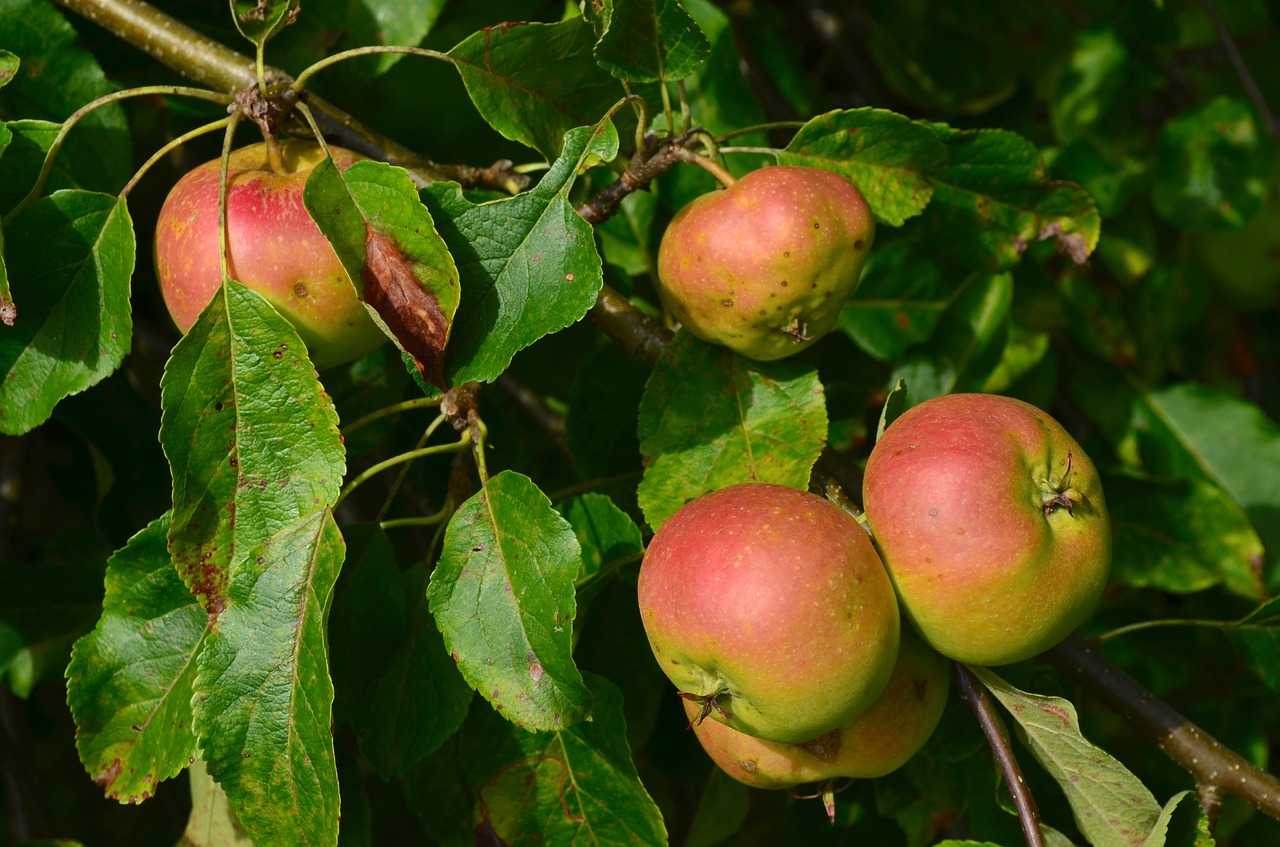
[779,108,947,227]
[0,190,133,434]
[636,331,828,531]
[1060,273,1138,367]
[428,470,592,731]
[461,674,667,846]
[423,123,612,385]
[1141,790,1215,847]
[1152,97,1269,230]
[1132,382,1280,589]
[159,281,346,846]
[876,378,908,443]
[304,157,460,386]
[566,347,649,479]
[66,513,205,804]
[159,280,345,614]
[555,493,644,587]
[1107,472,1266,601]
[194,512,344,847]
[0,50,17,88]
[837,240,955,361]
[176,758,255,846]
[1228,598,1280,691]
[971,667,1162,847]
[330,525,472,778]
[889,272,1012,407]
[684,768,748,847]
[448,17,625,159]
[921,126,1101,271]
[230,0,299,48]
[593,0,711,83]
[337,0,445,75]
[0,0,131,195]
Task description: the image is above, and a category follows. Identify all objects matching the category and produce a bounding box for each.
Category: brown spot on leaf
[1038,221,1090,264]
[362,227,450,388]
[0,300,15,326]
[95,759,123,793]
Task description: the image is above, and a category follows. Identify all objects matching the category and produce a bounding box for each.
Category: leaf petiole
[336,427,470,507]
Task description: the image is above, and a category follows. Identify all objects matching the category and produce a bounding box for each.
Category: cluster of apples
[638,393,1112,803]
[642,167,1111,804]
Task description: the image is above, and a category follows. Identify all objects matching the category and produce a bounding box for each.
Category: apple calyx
[1040,451,1084,516]
[679,690,734,728]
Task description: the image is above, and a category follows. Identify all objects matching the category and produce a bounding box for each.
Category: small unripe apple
[684,627,950,789]
[638,483,900,744]
[154,140,387,369]
[656,166,874,361]
[863,393,1111,666]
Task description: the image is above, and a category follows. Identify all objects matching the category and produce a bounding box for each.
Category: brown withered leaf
[362,227,450,388]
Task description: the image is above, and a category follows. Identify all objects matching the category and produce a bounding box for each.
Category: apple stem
[119,116,233,200]
[671,146,737,189]
[263,133,287,176]
[956,663,1046,847]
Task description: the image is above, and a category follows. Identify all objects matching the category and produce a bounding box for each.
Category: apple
[637,482,900,744]
[683,627,950,790]
[862,393,1111,666]
[154,140,387,369]
[655,165,874,361]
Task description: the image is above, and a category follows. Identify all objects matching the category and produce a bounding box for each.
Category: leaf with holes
[159,280,346,847]
[66,513,206,805]
[637,331,827,531]
[428,471,592,732]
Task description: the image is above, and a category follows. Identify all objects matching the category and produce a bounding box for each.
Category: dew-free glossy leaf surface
[0,190,132,434]
[428,471,591,731]
[593,0,710,83]
[637,332,827,530]
[461,674,666,846]
[423,123,612,385]
[449,18,624,159]
[780,108,947,226]
[973,667,1161,847]
[66,513,205,804]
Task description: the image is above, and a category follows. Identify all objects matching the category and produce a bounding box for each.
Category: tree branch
[52,0,526,191]
[956,663,1046,847]
[1042,634,1280,819]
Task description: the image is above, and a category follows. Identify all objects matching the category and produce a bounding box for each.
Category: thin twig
[1042,634,1280,819]
[956,663,1046,847]
[495,374,570,461]
[53,0,527,191]
[1200,0,1280,137]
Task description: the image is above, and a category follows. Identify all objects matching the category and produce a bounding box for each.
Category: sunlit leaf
[66,513,204,805]
[0,190,132,434]
[780,108,947,227]
[428,471,592,731]
[972,667,1162,847]
[423,122,613,385]
[637,331,828,530]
